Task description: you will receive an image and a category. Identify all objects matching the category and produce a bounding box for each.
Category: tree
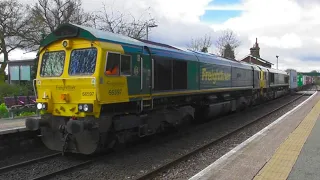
[214,29,240,56]
[222,43,235,59]
[0,0,36,82]
[94,4,157,39]
[25,0,94,51]
[23,0,95,80]
[187,34,212,52]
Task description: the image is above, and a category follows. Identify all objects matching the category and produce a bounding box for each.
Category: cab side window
[121,55,131,75]
[106,53,120,75]
[106,52,132,76]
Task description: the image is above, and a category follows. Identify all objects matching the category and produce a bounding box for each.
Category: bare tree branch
[96,4,157,39]
[21,0,94,51]
[187,34,212,52]
[214,29,241,56]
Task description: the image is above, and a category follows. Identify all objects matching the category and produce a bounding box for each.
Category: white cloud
[211,0,320,72]
[6,0,214,61]
[205,4,245,11]
[254,33,302,49]
[80,0,212,23]
[5,0,320,73]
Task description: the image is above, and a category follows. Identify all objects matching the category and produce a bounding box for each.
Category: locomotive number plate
[108,89,122,96]
[82,92,95,96]
[81,90,96,100]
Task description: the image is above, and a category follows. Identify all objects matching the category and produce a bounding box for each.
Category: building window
[9,66,19,80]
[20,65,31,80]
[9,64,32,84]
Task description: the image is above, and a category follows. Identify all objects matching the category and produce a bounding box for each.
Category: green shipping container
[297,73,303,87]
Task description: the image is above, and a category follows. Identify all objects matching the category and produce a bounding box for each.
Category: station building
[240,38,274,68]
[7,59,35,84]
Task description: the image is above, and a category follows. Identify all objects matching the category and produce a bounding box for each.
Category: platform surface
[189,91,320,180]
[287,113,320,180]
[0,116,39,135]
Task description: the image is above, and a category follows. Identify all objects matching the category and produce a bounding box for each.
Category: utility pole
[276,55,279,69]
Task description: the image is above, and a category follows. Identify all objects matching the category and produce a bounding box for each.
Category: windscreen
[40,51,65,77]
[69,48,97,75]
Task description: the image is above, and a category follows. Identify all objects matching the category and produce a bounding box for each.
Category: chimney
[250,38,260,58]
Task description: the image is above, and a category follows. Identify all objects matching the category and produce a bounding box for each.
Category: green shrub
[18,111,36,117]
[0,83,32,103]
[0,103,9,118]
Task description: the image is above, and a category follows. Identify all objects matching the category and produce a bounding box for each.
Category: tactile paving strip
[253,99,320,180]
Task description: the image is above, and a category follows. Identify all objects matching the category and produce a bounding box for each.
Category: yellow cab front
[35,38,102,118]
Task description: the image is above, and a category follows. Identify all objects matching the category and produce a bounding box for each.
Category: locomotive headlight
[62,41,68,47]
[78,104,93,112]
[61,39,71,49]
[83,104,89,111]
[37,103,42,110]
[36,103,48,110]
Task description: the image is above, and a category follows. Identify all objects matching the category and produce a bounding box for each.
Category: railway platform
[189,90,320,180]
[0,116,38,135]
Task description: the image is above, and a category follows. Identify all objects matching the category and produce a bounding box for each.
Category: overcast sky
[4,0,320,72]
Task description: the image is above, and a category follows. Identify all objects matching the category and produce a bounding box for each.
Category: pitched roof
[241,54,274,65]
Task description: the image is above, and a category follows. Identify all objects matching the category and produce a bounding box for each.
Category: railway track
[133,92,309,180]
[30,159,93,180]
[0,151,95,180]
[0,153,61,173]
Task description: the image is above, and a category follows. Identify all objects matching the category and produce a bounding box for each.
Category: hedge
[0,83,35,118]
[0,83,33,104]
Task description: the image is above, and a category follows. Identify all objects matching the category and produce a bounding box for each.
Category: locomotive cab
[26,24,131,154]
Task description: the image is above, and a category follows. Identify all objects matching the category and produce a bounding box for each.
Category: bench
[3,96,39,118]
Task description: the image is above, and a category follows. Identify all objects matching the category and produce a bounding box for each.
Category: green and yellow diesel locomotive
[26,23,290,154]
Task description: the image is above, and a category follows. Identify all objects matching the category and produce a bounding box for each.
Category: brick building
[240,38,273,68]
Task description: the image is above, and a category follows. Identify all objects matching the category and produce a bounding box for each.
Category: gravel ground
[0,153,89,180]
[41,94,310,180]
[0,146,56,168]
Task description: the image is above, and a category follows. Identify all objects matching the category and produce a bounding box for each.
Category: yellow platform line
[253,99,320,180]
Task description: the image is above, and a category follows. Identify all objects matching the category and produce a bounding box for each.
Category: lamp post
[276,55,279,69]
[146,24,158,40]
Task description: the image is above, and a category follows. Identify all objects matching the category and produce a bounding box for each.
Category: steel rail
[30,159,93,180]
[0,153,61,173]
